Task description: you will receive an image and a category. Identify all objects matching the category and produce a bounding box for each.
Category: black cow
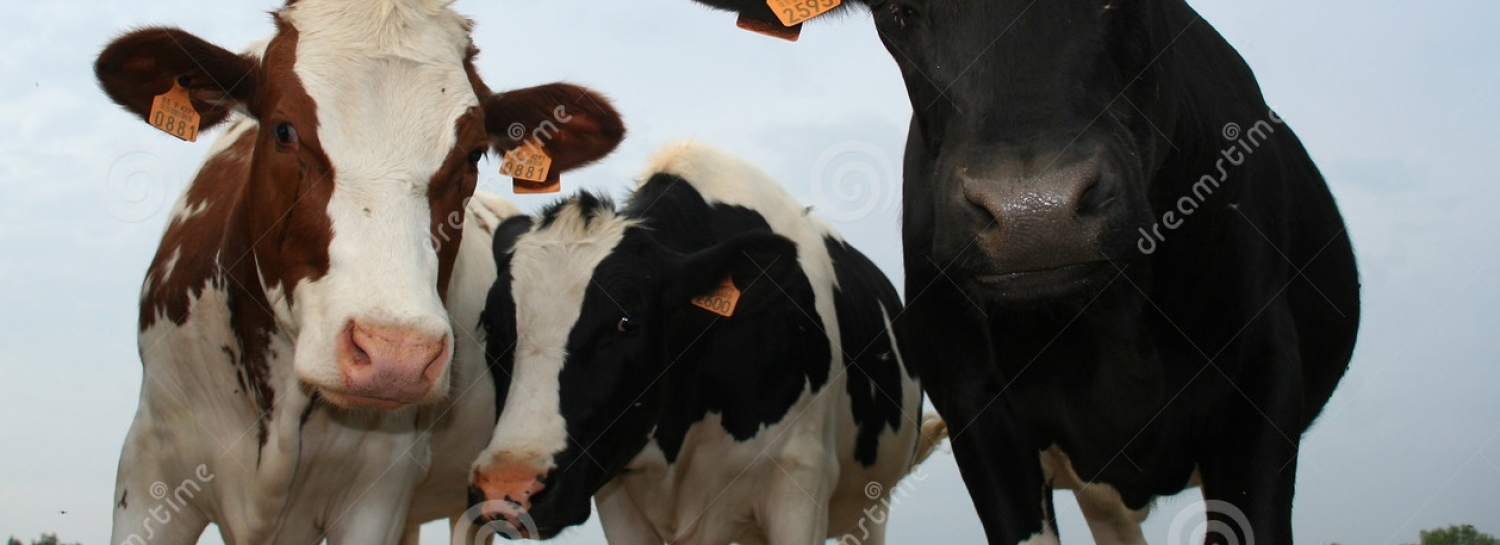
[686,2,1360,544]
[468,142,943,543]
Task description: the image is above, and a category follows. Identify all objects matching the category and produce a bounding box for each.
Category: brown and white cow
[94,1,624,543]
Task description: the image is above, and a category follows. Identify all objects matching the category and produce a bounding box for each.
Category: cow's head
[694,0,1179,305]
[469,194,798,537]
[96,1,625,409]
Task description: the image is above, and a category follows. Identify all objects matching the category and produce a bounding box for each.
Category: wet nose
[335,321,449,407]
[961,155,1113,272]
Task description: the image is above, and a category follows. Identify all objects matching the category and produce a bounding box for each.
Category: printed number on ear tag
[691,276,742,318]
[767,0,840,28]
[503,147,558,194]
[149,81,201,142]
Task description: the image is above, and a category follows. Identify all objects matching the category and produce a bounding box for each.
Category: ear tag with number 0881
[149,81,201,142]
[502,146,559,194]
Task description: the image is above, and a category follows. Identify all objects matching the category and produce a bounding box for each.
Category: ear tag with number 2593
[767,0,840,27]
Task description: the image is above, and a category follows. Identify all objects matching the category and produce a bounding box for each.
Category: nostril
[422,337,451,381]
[962,184,1004,224]
[347,327,372,367]
[1074,174,1108,217]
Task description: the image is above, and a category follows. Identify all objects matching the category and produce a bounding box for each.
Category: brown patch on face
[136,17,337,436]
[429,107,488,300]
[244,18,335,309]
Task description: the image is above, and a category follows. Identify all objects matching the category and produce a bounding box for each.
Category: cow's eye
[880,3,919,31]
[468,148,486,164]
[616,316,637,334]
[275,123,299,146]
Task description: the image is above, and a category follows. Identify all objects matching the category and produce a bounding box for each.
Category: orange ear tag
[737,12,802,42]
[149,81,201,142]
[502,146,559,194]
[767,0,841,27]
[691,276,743,318]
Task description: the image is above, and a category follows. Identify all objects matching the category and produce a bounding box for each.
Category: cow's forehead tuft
[532,193,637,241]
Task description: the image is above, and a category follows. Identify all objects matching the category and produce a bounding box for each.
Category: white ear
[466,191,521,236]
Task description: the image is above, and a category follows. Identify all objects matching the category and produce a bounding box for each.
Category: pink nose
[335,321,448,407]
[474,464,548,522]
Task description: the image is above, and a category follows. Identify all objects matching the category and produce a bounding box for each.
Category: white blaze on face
[280,0,480,394]
[478,204,637,470]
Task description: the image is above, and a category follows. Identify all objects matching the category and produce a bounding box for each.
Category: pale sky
[1,1,1497,544]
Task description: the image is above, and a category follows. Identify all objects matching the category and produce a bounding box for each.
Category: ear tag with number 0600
[149,81,201,142]
[502,146,559,194]
[691,276,742,318]
[767,0,841,28]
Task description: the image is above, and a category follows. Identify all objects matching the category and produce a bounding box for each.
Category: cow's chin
[962,260,1116,309]
[464,490,590,541]
[316,388,422,410]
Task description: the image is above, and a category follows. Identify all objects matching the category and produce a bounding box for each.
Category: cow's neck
[141,119,283,422]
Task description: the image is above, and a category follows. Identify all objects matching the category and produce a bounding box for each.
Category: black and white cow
[467,142,945,543]
[684,2,1361,544]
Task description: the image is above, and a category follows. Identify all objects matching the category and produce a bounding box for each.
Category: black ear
[490,215,536,269]
[95,27,260,131]
[672,232,801,319]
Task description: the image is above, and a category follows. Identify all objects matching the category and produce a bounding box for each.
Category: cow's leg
[1198,306,1303,545]
[399,523,422,545]
[1040,446,1148,545]
[325,491,417,545]
[1073,484,1149,545]
[111,420,212,545]
[596,481,665,545]
[759,470,832,545]
[897,290,1047,545]
[759,436,837,545]
[323,435,427,545]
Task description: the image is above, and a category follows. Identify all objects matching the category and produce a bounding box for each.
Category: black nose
[961,155,1113,273]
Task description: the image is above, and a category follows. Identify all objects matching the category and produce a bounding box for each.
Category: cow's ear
[671,232,800,319]
[483,83,626,173]
[490,215,536,270]
[95,27,260,131]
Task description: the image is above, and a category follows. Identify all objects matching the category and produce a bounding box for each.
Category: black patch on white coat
[824,236,911,467]
[624,174,831,463]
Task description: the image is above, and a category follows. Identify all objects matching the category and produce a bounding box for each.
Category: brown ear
[95,27,260,131]
[484,83,626,173]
